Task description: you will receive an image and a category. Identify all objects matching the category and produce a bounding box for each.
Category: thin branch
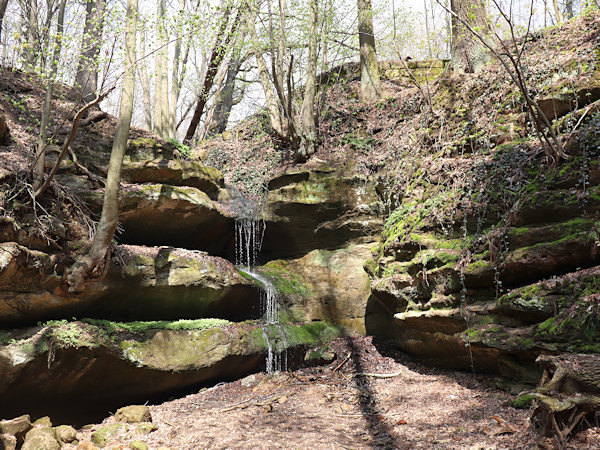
[34,90,112,198]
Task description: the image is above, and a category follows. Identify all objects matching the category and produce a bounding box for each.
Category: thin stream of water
[234,218,286,373]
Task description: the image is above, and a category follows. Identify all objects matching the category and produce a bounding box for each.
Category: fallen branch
[332,352,351,373]
[354,371,403,379]
[217,393,293,413]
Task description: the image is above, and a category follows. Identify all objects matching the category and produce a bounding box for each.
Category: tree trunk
[552,0,565,24]
[168,0,189,139]
[532,354,600,446]
[75,0,106,102]
[139,28,153,130]
[357,0,380,101]
[565,0,574,18]
[0,0,8,45]
[153,0,169,137]
[246,4,283,136]
[65,0,137,294]
[450,0,489,73]
[297,0,318,161]
[33,0,66,191]
[22,0,39,68]
[206,40,245,136]
[183,3,244,144]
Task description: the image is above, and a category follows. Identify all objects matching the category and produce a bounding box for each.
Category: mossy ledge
[0,318,341,423]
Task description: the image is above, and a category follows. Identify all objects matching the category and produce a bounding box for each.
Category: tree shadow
[344,335,403,449]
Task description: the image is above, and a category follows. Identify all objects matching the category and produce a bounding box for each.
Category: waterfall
[234,218,264,268]
[234,219,286,373]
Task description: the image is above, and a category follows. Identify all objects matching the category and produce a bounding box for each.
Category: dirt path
[70,337,600,449]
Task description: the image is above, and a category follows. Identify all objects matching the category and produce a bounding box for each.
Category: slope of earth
[64,336,600,449]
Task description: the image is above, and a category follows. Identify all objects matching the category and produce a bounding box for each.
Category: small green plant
[167,138,192,158]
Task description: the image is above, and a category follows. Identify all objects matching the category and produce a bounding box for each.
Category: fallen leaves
[482,415,518,436]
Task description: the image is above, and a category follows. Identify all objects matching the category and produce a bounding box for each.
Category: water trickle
[234,218,286,374]
[235,218,265,268]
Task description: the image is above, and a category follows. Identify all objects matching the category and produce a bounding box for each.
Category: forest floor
[67,336,600,449]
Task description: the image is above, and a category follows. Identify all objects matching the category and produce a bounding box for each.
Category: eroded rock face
[259,243,375,334]
[261,166,383,259]
[54,136,234,256]
[0,243,262,325]
[83,245,263,322]
[75,136,225,199]
[0,320,339,425]
[365,137,600,378]
[0,242,65,325]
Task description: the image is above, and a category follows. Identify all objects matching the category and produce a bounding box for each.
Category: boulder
[21,427,60,450]
[91,423,127,448]
[261,168,383,259]
[76,441,100,449]
[0,433,16,450]
[114,406,152,424]
[136,423,157,434]
[0,414,31,437]
[130,441,149,450]
[55,424,77,443]
[33,416,52,428]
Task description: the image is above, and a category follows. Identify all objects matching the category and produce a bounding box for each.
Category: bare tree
[357,0,380,101]
[247,0,321,161]
[206,35,248,135]
[246,1,283,136]
[153,0,170,137]
[552,0,565,24]
[66,0,138,294]
[437,0,564,160]
[0,0,9,44]
[75,0,106,101]
[20,0,39,68]
[139,25,153,130]
[450,0,490,73]
[298,0,318,161]
[33,0,66,191]
[183,0,244,144]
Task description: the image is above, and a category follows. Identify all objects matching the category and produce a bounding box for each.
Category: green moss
[83,319,231,336]
[253,321,340,349]
[0,332,11,345]
[259,264,310,298]
[536,317,559,335]
[382,192,458,249]
[91,423,128,447]
[506,394,534,409]
[129,137,160,148]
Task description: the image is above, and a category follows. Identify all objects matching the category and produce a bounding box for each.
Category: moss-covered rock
[0,318,340,424]
[91,423,127,448]
[0,244,262,325]
[84,245,263,322]
[21,427,59,450]
[259,243,375,333]
[261,168,383,258]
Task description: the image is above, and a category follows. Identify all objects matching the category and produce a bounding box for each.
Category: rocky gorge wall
[0,119,387,423]
[2,15,600,425]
